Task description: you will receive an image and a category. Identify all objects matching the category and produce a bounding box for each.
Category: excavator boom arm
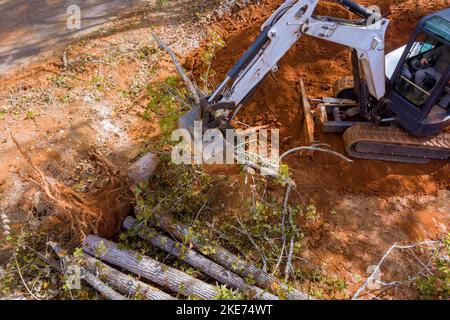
[208,0,389,120]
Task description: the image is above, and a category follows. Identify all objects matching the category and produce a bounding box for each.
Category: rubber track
[343,124,450,163]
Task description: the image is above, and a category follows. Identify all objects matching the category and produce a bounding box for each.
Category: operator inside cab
[397,36,450,108]
[414,44,449,90]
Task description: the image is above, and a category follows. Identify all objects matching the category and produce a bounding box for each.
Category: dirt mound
[187,0,450,196]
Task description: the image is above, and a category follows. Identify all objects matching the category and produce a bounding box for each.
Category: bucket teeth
[179,97,236,133]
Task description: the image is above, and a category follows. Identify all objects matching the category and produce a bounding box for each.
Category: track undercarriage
[316,99,450,163]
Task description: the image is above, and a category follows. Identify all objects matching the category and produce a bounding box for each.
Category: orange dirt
[0,35,153,242]
[187,0,450,197]
[0,0,448,299]
[186,0,449,298]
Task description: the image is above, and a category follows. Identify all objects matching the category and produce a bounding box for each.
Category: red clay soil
[187,0,450,197]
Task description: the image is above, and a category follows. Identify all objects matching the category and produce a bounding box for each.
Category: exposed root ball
[13,137,132,245]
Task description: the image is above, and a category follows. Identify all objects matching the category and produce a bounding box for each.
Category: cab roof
[421,7,450,23]
[419,7,450,44]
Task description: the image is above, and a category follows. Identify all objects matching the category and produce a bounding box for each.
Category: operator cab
[388,8,450,136]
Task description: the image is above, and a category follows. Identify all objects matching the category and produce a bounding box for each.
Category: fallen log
[82,235,219,300]
[127,152,159,187]
[137,207,308,300]
[49,241,127,300]
[123,217,278,300]
[82,270,128,300]
[82,253,176,300]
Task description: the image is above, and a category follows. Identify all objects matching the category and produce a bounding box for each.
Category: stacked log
[79,218,308,300]
[138,206,308,300]
[74,148,307,300]
[83,235,220,300]
[82,253,176,300]
[123,217,278,300]
[82,270,128,300]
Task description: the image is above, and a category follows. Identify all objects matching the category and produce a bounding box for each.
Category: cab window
[394,34,448,107]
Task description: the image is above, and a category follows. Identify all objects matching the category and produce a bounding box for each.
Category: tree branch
[152,33,201,106]
[272,184,292,276]
[353,240,442,300]
[281,146,353,163]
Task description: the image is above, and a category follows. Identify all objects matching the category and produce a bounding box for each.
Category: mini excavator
[180,0,450,163]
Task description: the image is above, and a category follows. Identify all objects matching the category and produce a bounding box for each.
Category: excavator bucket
[178,106,241,175]
[178,105,200,133]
